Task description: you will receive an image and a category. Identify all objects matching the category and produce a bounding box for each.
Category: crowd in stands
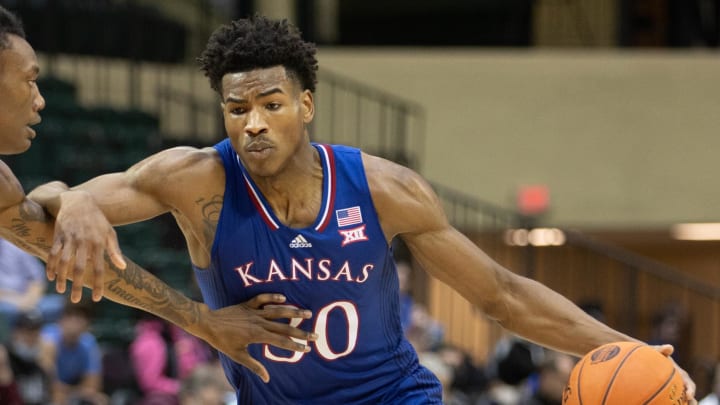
[399,260,720,405]
[0,238,717,405]
[0,238,232,405]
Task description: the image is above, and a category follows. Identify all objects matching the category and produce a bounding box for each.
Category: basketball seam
[576,356,588,405]
[601,344,644,405]
[642,368,677,405]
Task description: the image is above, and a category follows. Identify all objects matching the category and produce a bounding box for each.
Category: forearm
[0,198,210,339]
[101,256,207,337]
[0,198,53,258]
[499,275,639,356]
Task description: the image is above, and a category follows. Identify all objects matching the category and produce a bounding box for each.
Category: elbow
[479,268,517,326]
[482,294,513,327]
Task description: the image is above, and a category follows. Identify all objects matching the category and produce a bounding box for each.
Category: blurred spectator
[478,334,542,405]
[0,343,22,405]
[130,314,211,405]
[179,362,234,405]
[648,302,691,368]
[405,303,444,352]
[396,260,414,333]
[578,300,606,324]
[4,310,52,404]
[417,351,461,404]
[41,299,107,405]
[437,343,488,400]
[0,237,65,338]
[490,335,542,387]
[700,362,720,405]
[521,349,576,405]
[691,357,718,400]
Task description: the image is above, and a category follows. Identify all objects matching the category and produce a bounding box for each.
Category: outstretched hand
[653,344,697,404]
[199,293,317,383]
[40,188,126,302]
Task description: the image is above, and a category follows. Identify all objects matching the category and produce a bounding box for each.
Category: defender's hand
[198,294,318,383]
[45,190,126,302]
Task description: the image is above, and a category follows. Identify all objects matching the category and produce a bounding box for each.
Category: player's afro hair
[198,14,318,95]
[0,6,25,51]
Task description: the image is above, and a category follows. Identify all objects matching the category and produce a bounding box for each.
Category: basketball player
[30,15,697,404]
[0,6,317,380]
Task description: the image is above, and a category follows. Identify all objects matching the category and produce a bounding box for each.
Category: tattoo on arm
[198,194,222,246]
[2,195,203,331]
[104,255,200,327]
[1,199,52,255]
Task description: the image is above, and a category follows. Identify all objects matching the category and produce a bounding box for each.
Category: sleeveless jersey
[193,139,441,404]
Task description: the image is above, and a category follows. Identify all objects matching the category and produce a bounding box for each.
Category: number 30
[264,301,359,362]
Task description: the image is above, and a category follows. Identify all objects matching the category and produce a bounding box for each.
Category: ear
[300,90,314,124]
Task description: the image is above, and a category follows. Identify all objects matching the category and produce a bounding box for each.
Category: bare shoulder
[362,153,447,239]
[130,146,221,179]
[0,160,24,210]
[128,146,224,195]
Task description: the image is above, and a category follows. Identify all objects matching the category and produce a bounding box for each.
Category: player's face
[221,66,314,177]
[0,35,45,155]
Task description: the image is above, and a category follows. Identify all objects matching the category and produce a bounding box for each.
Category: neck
[253,142,324,228]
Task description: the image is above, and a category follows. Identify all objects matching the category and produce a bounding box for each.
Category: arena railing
[430,182,720,366]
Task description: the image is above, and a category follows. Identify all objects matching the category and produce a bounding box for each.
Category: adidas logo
[289,234,312,248]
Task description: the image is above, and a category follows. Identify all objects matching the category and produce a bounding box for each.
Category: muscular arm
[20,148,220,331]
[370,155,697,400]
[2,149,317,382]
[30,147,215,267]
[0,198,207,336]
[365,154,635,356]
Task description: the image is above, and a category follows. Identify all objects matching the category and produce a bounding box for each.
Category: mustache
[245,138,273,151]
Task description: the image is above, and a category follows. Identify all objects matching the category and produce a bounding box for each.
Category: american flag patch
[336,206,363,227]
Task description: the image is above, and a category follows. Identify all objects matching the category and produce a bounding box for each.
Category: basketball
[562,341,687,405]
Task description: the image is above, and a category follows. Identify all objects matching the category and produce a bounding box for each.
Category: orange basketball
[563,341,687,405]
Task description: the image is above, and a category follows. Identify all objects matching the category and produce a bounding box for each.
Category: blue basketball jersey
[193,139,441,404]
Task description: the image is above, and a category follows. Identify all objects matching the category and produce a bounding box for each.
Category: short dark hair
[14,310,44,330]
[197,14,318,95]
[0,6,25,51]
[62,296,94,320]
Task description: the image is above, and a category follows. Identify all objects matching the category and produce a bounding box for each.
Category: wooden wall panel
[423,234,720,372]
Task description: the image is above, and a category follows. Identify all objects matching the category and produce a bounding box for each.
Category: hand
[198,293,318,383]
[653,344,696,404]
[45,190,126,303]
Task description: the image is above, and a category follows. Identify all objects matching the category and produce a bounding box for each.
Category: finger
[259,320,318,343]
[70,246,88,303]
[232,352,270,383]
[261,306,313,321]
[657,344,674,357]
[47,237,65,282]
[92,250,105,302]
[683,375,696,402]
[245,293,287,309]
[55,240,76,294]
[107,233,126,270]
[650,344,674,357]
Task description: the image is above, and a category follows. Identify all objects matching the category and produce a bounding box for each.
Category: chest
[216,212,388,304]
